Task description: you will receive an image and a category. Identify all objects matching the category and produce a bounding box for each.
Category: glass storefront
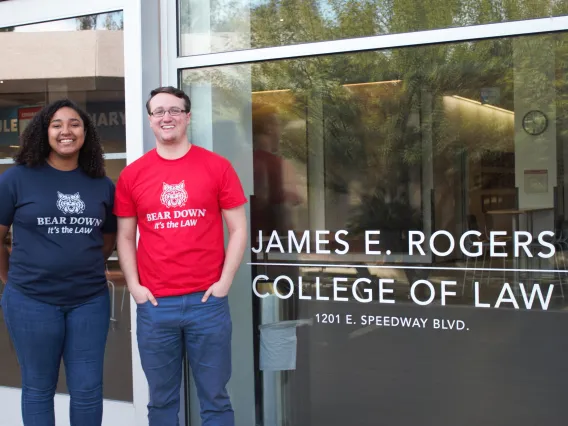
[0,11,132,403]
[3,0,568,425]
[181,28,568,425]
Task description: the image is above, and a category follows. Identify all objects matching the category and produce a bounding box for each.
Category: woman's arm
[103,232,116,261]
[0,225,10,283]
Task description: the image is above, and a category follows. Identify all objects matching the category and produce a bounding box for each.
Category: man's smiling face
[148,93,191,145]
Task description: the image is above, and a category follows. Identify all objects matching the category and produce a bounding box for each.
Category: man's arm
[0,225,9,283]
[116,217,157,305]
[202,204,248,302]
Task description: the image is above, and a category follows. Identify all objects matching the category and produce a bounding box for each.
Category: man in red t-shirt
[114,86,247,426]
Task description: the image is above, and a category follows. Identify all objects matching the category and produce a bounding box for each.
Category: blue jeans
[1,284,110,426]
[136,291,234,426]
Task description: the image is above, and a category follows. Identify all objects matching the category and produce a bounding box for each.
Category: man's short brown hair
[146,86,191,115]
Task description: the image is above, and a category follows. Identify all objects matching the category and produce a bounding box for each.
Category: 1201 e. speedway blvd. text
[315,313,467,330]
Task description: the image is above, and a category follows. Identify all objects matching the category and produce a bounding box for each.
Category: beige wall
[0,30,124,80]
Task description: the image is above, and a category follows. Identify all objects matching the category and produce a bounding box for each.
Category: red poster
[18,106,42,135]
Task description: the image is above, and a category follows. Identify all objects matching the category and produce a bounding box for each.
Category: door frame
[0,0,149,425]
[168,11,568,425]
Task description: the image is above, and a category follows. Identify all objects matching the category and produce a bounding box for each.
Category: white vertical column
[180,0,251,56]
[181,33,255,426]
[513,36,557,210]
[125,0,161,425]
[181,0,211,55]
[47,81,88,113]
[307,92,326,230]
[213,65,255,426]
[179,1,214,419]
[188,83,214,150]
[47,81,69,103]
[421,90,434,257]
[513,36,557,232]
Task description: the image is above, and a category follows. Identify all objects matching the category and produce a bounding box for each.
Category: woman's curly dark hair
[14,99,106,178]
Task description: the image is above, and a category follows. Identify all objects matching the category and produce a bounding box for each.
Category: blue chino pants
[136,291,234,426]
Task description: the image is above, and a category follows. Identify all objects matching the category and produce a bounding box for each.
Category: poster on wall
[18,106,42,135]
[0,107,19,147]
[524,169,548,193]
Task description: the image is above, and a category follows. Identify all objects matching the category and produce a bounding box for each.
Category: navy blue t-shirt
[0,164,117,305]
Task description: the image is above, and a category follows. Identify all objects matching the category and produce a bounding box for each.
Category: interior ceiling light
[343,80,402,87]
[451,95,514,115]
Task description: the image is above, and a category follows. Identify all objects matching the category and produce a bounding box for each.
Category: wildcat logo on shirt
[160,181,188,208]
[35,191,100,234]
[56,191,86,214]
[147,181,206,230]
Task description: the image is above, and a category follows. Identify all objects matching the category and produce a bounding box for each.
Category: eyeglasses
[150,107,187,117]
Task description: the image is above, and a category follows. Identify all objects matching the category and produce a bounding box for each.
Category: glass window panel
[105,158,126,183]
[182,30,568,425]
[179,0,568,55]
[0,11,131,403]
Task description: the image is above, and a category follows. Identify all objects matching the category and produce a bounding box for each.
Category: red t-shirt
[113,146,247,297]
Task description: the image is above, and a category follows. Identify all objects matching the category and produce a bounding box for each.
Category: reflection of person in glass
[114,86,248,426]
[0,99,117,426]
[251,102,302,238]
[250,103,306,422]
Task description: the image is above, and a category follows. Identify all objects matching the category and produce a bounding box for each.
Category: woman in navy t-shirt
[0,99,116,426]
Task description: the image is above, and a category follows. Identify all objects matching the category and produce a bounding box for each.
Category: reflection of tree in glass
[249,0,568,49]
[76,12,123,31]
[249,34,567,239]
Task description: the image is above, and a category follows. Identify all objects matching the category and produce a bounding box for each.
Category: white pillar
[307,92,326,230]
[513,36,557,232]
[513,36,557,210]
[181,64,256,426]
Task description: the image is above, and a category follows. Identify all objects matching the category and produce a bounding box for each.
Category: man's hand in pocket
[202,281,230,303]
[130,284,158,306]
